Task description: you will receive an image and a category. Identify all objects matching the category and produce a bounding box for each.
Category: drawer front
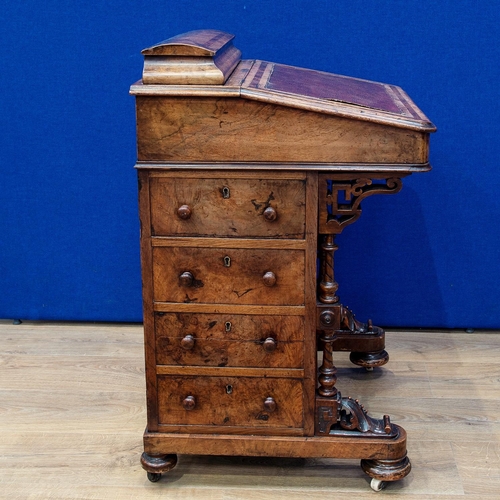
[152,247,305,305]
[155,313,304,368]
[157,376,303,428]
[150,177,306,239]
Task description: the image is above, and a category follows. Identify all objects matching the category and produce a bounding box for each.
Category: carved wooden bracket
[315,397,340,434]
[338,397,395,436]
[315,393,398,437]
[319,174,404,234]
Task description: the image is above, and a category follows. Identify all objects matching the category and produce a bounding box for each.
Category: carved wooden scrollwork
[315,393,398,437]
[319,175,403,234]
[339,397,395,436]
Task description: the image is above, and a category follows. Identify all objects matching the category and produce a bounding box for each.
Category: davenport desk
[130,30,436,491]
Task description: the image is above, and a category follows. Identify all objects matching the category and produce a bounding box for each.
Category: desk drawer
[152,247,305,305]
[157,375,303,428]
[155,312,304,368]
[149,177,306,239]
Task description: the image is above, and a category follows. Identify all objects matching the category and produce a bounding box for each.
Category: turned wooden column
[318,234,339,304]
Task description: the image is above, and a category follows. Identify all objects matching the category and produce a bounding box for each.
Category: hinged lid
[141,29,241,85]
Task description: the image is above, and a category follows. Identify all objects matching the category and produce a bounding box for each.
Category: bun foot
[141,452,178,481]
[350,349,389,369]
[361,455,411,486]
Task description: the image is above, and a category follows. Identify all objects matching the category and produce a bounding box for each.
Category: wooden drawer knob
[263,206,277,222]
[263,397,277,413]
[262,271,277,287]
[262,337,277,352]
[183,395,196,410]
[177,204,192,220]
[179,271,194,287]
[180,334,195,350]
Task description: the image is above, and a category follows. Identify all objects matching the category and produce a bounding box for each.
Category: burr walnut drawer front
[149,176,306,239]
[152,247,305,305]
[157,375,303,428]
[155,312,304,368]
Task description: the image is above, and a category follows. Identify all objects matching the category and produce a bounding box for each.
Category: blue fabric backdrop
[1,1,499,328]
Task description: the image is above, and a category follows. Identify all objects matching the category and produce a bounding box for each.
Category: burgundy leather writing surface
[268,64,401,113]
[244,62,428,122]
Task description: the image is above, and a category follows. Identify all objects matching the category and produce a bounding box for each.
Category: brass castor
[147,472,161,483]
[370,478,386,491]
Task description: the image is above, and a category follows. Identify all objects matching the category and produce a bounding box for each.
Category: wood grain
[302,171,319,436]
[152,246,305,305]
[156,376,303,428]
[1,322,500,498]
[135,96,429,164]
[138,169,161,432]
[151,237,307,249]
[144,427,408,459]
[156,338,303,369]
[155,312,303,368]
[149,175,306,239]
[153,303,305,315]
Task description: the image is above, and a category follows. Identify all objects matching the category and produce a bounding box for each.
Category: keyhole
[223,256,231,267]
[222,186,230,199]
[226,385,233,394]
[225,322,232,332]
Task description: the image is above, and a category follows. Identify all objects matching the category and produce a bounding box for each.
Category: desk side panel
[135,96,430,164]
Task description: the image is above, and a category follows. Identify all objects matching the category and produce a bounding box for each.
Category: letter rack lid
[140,29,242,85]
[141,29,235,56]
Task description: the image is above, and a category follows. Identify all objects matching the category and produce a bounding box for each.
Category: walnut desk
[130,30,436,492]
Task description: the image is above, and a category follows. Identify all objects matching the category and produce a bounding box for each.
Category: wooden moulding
[141,29,241,85]
[143,426,408,460]
[135,162,432,173]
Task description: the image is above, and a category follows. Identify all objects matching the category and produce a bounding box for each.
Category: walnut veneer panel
[149,176,306,239]
[157,375,304,429]
[152,247,305,306]
[136,96,429,164]
[155,312,303,368]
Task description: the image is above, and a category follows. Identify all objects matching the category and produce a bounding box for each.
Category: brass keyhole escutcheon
[226,385,233,395]
[222,186,230,199]
[225,321,232,332]
[223,256,231,267]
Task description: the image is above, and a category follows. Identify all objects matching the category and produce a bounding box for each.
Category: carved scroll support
[317,304,389,368]
[318,175,405,235]
[316,174,404,369]
[315,390,399,438]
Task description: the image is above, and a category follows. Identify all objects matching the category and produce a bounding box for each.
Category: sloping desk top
[130,29,436,170]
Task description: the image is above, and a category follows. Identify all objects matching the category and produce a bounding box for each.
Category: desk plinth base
[141,426,410,489]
